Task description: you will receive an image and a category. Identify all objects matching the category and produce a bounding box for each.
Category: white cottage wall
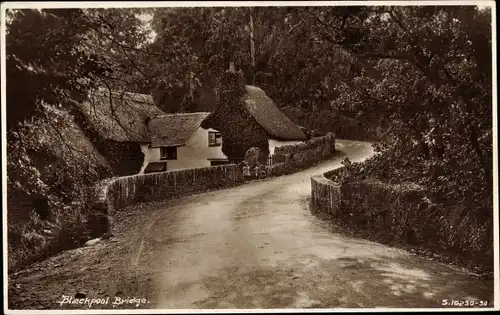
[139,130,296,173]
[139,144,161,174]
[167,127,227,171]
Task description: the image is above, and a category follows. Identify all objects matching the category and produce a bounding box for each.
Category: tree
[148,7,251,112]
[309,6,492,213]
[81,8,154,94]
[5,8,159,267]
[5,9,110,131]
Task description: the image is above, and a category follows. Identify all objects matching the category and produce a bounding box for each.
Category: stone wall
[94,165,243,215]
[265,133,336,177]
[311,168,427,240]
[310,167,493,270]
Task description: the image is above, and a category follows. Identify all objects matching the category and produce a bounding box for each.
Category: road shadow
[182,254,493,309]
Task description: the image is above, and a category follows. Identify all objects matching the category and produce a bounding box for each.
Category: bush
[7,199,94,272]
[6,107,111,272]
[245,147,261,168]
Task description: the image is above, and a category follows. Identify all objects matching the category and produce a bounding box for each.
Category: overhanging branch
[357,52,414,61]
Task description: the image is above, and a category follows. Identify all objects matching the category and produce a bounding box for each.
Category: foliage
[245,147,261,168]
[5,8,120,269]
[81,8,155,94]
[5,7,149,202]
[147,7,250,111]
[143,7,387,136]
[303,5,492,268]
[5,9,110,130]
[7,197,95,272]
[8,106,108,198]
[6,104,110,271]
[322,166,493,271]
[330,6,493,218]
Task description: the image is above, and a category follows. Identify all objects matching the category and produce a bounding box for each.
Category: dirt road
[8,140,494,310]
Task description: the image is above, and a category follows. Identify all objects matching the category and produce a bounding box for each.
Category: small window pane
[215,132,222,145]
[209,132,221,146]
[209,132,216,145]
[167,147,177,159]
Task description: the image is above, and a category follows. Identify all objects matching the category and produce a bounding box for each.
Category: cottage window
[208,131,222,146]
[160,147,177,160]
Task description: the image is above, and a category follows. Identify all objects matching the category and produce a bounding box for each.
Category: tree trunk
[189,71,194,101]
[249,7,256,83]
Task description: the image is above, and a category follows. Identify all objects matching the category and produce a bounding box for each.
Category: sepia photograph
[1,0,498,312]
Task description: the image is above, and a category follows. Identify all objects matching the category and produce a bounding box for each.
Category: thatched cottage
[7,88,229,226]
[78,82,306,174]
[78,88,227,175]
[145,112,228,172]
[77,88,165,175]
[241,85,307,153]
[200,72,307,163]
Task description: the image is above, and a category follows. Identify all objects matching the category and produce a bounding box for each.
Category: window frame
[160,146,178,160]
[208,131,222,147]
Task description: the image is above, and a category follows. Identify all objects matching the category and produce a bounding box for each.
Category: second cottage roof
[243,85,307,141]
[147,112,211,147]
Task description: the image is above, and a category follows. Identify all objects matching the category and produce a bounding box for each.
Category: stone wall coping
[93,164,241,212]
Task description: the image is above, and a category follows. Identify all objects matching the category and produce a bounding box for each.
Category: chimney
[229,61,235,72]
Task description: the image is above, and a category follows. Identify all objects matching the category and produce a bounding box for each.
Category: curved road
[127,140,493,309]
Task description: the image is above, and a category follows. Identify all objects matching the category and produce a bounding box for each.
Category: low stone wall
[266,133,336,177]
[311,168,427,242]
[94,165,243,215]
[310,167,493,271]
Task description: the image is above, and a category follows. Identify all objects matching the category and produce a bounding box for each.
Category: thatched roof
[243,86,306,141]
[60,116,111,170]
[148,112,210,147]
[202,85,307,141]
[39,105,110,170]
[79,89,166,143]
